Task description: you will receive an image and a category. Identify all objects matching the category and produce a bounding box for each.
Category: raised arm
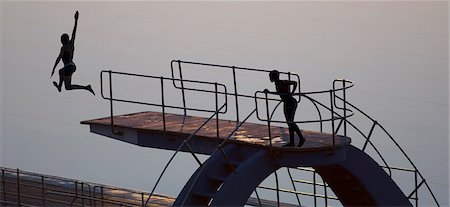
[71,11,79,43]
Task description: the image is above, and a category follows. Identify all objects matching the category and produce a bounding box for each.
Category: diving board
[81,111,350,155]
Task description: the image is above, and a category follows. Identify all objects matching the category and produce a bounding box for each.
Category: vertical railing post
[265,92,272,148]
[41,175,46,206]
[73,181,78,205]
[141,192,145,207]
[274,171,280,207]
[215,82,219,139]
[313,171,317,207]
[2,169,6,202]
[93,186,97,207]
[177,60,187,116]
[232,66,240,126]
[415,170,418,207]
[330,90,335,150]
[100,186,104,207]
[109,71,114,130]
[343,80,347,138]
[16,169,21,206]
[160,77,166,132]
[324,180,328,207]
[81,182,85,207]
[108,71,121,135]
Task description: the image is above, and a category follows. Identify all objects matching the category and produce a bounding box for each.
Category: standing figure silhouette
[264,70,305,147]
[51,11,95,95]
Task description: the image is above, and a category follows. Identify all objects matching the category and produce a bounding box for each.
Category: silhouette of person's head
[269,70,280,82]
[61,33,70,45]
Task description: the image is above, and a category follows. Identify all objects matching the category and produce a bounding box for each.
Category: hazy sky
[1,1,448,206]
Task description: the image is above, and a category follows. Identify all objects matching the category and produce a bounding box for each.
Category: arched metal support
[175,144,411,207]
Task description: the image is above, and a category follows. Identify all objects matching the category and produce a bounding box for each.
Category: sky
[1,1,448,206]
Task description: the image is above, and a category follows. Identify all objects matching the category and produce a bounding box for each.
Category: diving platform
[81,111,411,207]
[81,111,350,155]
[78,61,442,206]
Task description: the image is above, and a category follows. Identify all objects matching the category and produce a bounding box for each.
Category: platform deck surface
[82,111,350,151]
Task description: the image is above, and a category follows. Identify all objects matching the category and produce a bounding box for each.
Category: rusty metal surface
[81,111,350,151]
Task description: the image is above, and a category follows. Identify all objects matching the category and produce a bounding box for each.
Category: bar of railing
[100,70,228,136]
[256,185,339,200]
[171,59,302,124]
[1,167,163,207]
[254,83,355,151]
[333,95,440,206]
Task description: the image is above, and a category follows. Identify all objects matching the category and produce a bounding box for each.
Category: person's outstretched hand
[75,11,79,20]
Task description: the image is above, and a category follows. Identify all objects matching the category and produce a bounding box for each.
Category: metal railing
[254,79,354,150]
[100,70,228,136]
[0,166,170,207]
[170,60,301,124]
[96,60,440,207]
[331,95,441,207]
[170,60,440,206]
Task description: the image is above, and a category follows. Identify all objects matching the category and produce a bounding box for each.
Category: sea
[1,1,448,206]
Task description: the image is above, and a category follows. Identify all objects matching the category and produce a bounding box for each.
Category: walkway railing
[171,60,301,125]
[254,79,354,150]
[100,70,228,135]
[331,95,441,206]
[0,166,170,207]
[170,60,440,206]
[97,60,440,207]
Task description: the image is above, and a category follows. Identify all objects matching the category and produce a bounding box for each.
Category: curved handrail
[254,91,355,124]
[334,95,440,206]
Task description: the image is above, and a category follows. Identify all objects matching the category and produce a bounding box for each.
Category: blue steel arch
[174,144,411,206]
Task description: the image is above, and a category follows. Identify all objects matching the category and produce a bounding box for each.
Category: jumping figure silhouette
[264,70,305,147]
[51,11,95,95]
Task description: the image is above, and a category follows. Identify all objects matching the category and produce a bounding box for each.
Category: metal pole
[415,170,418,207]
[160,77,166,132]
[16,169,21,206]
[2,169,6,201]
[100,186,104,207]
[362,122,377,152]
[232,67,240,126]
[313,171,317,207]
[72,181,78,206]
[141,192,145,207]
[343,80,347,138]
[177,60,187,116]
[287,168,301,206]
[330,91,335,150]
[108,71,121,135]
[41,175,46,206]
[274,171,280,207]
[265,92,272,148]
[215,83,220,139]
[109,71,114,130]
[324,180,328,207]
[81,182,85,207]
[254,189,262,206]
[93,186,97,207]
